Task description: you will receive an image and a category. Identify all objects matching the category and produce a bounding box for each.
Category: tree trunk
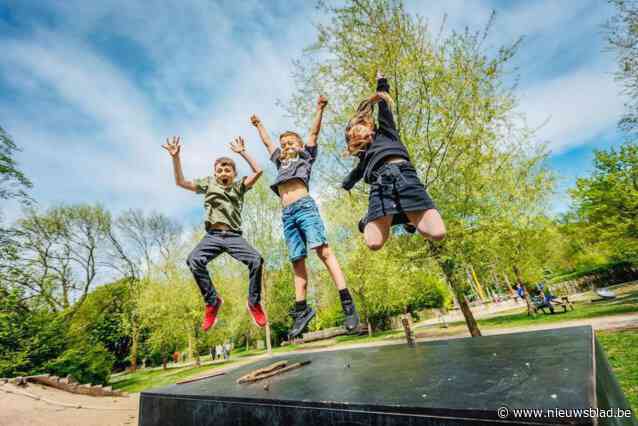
[434,250,482,337]
[162,355,167,370]
[262,270,273,356]
[457,291,482,337]
[129,322,139,372]
[367,320,373,337]
[188,333,194,362]
[502,273,516,299]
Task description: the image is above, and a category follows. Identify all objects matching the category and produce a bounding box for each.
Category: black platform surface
[139,326,636,426]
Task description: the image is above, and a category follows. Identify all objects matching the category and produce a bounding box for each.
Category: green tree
[570,142,638,259]
[68,280,134,371]
[107,209,182,371]
[0,287,68,377]
[607,0,638,133]
[7,204,111,312]
[0,126,31,205]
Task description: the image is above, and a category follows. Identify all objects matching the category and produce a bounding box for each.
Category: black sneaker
[342,301,360,333]
[288,306,316,339]
[403,223,416,234]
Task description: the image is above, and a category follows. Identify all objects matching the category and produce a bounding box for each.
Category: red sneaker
[202,297,223,332]
[247,301,267,328]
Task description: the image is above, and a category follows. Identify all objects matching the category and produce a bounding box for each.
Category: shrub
[46,342,115,385]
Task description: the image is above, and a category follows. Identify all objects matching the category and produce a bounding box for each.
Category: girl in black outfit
[342,72,446,250]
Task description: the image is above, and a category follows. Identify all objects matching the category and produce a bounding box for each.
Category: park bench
[532,295,574,315]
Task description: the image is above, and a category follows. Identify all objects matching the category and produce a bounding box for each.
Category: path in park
[1,311,637,426]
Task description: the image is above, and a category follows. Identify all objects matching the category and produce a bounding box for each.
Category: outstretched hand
[230,136,246,153]
[317,95,328,109]
[162,136,181,157]
[250,114,261,127]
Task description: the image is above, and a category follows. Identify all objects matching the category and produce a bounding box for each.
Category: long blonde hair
[344,91,394,157]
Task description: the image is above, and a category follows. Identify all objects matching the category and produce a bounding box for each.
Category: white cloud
[517,65,623,153]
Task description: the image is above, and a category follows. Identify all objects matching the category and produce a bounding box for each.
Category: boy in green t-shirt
[162,136,266,331]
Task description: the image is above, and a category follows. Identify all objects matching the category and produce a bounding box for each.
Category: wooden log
[176,371,226,385]
[237,361,311,384]
[236,361,288,384]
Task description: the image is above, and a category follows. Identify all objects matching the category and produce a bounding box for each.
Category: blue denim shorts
[282,196,328,262]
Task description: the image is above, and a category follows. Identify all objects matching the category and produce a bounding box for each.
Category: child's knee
[417,222,446,241]
[430,230,446,241]
[425,227,446,241]
[365,238,384,251]
[314,244,331,261]
[186,252,203,270]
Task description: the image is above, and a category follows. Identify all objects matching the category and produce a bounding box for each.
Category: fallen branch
[237,360,311,384]
[176,371,225,385]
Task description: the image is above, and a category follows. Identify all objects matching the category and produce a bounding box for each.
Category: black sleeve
[304,145,318,164]
[270,147,282,168]
[342,158,365,191]
[376,78,397,137]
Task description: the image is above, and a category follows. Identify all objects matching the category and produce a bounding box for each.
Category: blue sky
[0,0,625,226]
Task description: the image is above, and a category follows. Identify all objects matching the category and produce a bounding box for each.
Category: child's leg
[314,244,358,331]
[314,244,346,290]
[406,209,446,241]
[363,215,393,250]
[292,258,309,302]
[186,233,225,304]
[224,234,264,306]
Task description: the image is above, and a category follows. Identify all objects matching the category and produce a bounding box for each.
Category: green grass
[473,289,638,330]
[110,360,234,393]
[597,329,638,413]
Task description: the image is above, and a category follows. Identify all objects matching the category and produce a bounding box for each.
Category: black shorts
[364,161,437,226]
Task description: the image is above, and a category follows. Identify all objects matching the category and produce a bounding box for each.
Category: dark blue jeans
[186,230,263,305]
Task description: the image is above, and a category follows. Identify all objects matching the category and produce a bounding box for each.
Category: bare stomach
[209,222,231,231]
[278,179,310,207]
[385,155,407,164]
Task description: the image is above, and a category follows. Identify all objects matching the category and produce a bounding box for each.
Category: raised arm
[306,95,328,148]
[230,136,262,189]
[162,136,197,192]
[342,155,365,191]
[375,71,397,136]
[250,114,277,156]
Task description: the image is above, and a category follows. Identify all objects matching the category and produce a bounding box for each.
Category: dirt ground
[2,310,637,426]
[0,383,138,426]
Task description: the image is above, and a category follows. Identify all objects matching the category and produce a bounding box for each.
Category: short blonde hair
[279,131,303,144]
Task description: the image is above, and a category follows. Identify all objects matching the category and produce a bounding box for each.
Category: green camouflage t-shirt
[194,176,249,232]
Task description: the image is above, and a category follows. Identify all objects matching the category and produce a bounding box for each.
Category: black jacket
[342,78,411,190]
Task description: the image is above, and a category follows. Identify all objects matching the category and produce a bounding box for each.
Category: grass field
[596,329,638,413]
[478,297,637,329]
[111,361,234,393]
